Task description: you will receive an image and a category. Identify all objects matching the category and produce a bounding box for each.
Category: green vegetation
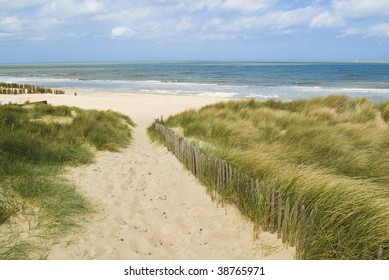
[150,95,389,259]
[0,103,134,259]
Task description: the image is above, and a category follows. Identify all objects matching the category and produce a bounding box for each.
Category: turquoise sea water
[0,61,388,101]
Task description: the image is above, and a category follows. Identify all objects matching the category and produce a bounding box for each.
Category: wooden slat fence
[0,82,65,95]
[154,120,384,259]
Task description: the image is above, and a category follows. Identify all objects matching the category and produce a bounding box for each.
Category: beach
[1,90,294,259]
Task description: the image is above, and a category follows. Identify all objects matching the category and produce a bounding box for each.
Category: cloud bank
[0,0,388,62]
[1,0,388,43]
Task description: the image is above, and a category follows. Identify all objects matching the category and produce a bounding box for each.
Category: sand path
[2,91,294,259]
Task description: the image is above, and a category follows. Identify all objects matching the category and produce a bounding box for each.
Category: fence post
[264,185,271,232]
[277,191,282,239]
[223,161,228,188]
[282,197,290,244]
[270,189,276,234]
[229,164,233,184]
[224,162,229,186]
[216,159,220,189]
[220,160,225,188]
[290,201,299,247]
[191,147,196,175]
[377,247,383,260]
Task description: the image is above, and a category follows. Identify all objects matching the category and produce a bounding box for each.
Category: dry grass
[153,95,389,259]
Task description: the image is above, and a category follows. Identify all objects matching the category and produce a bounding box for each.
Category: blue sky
[0,0,388,63]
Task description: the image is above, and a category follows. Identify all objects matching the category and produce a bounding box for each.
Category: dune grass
[0,103,134,259]
[151,95,389,259]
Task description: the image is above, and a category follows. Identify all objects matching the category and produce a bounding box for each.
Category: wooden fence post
[377,247,383,260]
[270,189,276,234]
[192,147,197,175]
[290,201,299,247]
[282,197,290,244]
[264,185,270,232]
[216,159,220,189]
[277,191,282,239]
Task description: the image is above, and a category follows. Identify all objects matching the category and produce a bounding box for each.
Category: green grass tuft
[0,103,135,259]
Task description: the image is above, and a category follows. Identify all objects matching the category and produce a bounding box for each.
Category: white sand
[1,91,295,259]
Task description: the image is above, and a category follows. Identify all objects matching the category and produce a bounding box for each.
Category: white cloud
[0,0,46,10]
[221,0,275,13]
[94,7,155,22]
[333,0,389,19]
[176,17,195,32]
[338,27,361,37]
[367,22,389,38]
[111,26,135,38]
[42,0,104,17]
[187,0,222,12]
[308,0,389,29]
[266,6,319,29]
[34,18,62,30]
[310,11,344,28]
[198,33,239,41]
[217,6,320,32]
[339,22,389,38]
[184,0,276,13]
[0,32,12,38]
[0,17,22,32]
[0,13,62,41]
[178,5,330,38]
[1,0,388,44]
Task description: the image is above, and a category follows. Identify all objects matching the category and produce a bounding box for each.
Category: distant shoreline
[2,60,389,65]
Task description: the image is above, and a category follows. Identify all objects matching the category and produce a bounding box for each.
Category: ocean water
[0,61,388,101]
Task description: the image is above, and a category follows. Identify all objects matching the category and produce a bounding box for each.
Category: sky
[0,0,388,63]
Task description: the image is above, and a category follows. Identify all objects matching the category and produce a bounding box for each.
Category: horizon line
[1,59,389,65]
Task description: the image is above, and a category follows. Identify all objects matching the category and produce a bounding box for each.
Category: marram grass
[0,103,134,259]
[151,95,389,259]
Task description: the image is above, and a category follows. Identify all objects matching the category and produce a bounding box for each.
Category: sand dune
[1,91,294,259]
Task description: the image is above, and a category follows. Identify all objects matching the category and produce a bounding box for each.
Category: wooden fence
[0,82,65,95]
[154,120,384,260]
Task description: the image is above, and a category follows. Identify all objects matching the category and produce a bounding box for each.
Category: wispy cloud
[340,22,389,38]
[41,0,104,17]
[1,0,389,42]
[111,26,135,38]
[0,16,23,32]
[185,0,275,13]
[0,0,47,9]
[367,22,389,38]
[219,0,275,13]
[333,0,389,19]
[310,11,344,28]
[1,0,388,62]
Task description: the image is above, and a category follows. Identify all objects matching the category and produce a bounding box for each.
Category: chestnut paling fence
[153,120,384,260]
[0,82,65,95]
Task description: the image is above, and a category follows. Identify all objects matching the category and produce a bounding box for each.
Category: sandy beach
[1,91,294,259]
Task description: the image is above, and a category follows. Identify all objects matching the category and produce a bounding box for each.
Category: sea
[0,61,388,102]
